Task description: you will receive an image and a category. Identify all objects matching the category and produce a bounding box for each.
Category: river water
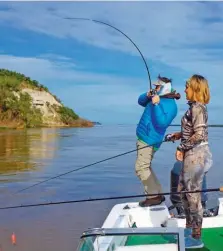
[0,125,222,251]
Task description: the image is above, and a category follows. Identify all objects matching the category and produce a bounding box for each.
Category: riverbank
[0,118,94,130]
[0,69,94,129]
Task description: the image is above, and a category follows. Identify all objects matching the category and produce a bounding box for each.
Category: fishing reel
[148,89,157,97]
[165,134,175,143]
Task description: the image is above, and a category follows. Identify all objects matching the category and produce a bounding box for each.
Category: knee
[135,167,150,181]
[135,159,149,172]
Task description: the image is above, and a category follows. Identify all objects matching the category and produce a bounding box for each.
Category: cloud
[0,54,141,84]
[0,53,221,124]
[0,53,146,123]
[37,54,73,62]
[0,1,222,124]
[1,1,223,78]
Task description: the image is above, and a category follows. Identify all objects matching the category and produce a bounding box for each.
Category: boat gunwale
[80,227,182,237]
[80,227,185,250]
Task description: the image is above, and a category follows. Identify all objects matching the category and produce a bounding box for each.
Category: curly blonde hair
[187,74,210,104]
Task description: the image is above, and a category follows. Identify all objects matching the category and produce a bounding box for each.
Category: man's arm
[138,92,151,107]
[151,101,177,128]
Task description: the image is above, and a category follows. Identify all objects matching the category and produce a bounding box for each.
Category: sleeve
[138,93,151,107]
[152,102,176,128]
[177,105,206,152]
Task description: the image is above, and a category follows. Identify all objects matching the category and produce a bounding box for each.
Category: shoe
[172,228,192,241]
[184,228,192,238]
[184,236,204,249]
[203,209,213,217]
[139,196,165,207]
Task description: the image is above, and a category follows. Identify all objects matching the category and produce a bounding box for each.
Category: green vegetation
[0,72,43,128]
[0,69,92,129]
[58,106,79,125]
[0,69,62,102]
[1,91,43,128]
[0,68,48,91]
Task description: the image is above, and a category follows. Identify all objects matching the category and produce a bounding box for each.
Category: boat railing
[77,227,185,251]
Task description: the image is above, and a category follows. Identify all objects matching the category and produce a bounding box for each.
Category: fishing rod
[12,16,168,196]
[63,17,153,92]
[13,139,169,195]
[1,186,222,210]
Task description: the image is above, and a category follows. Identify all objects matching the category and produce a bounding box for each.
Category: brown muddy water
[0,125,222,251]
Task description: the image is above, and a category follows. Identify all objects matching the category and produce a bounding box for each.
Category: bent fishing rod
[13,139,170,195]
[63,17,153,92]
[8,17,172,196]
[1,186,223,210]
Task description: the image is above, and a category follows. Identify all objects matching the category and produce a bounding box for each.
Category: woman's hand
[175,150,184,161]
[172,132,182,140]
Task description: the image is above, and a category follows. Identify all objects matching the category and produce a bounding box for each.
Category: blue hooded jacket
[136,92,178,149]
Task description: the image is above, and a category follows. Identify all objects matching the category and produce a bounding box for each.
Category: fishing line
[1,187,222,210]
[7,17,177,196]
[13,140,168,195]
[63,17,153,91]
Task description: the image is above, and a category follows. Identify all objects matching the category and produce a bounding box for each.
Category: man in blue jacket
[135,75,180,207]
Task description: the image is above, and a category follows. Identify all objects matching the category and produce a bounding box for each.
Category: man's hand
[165,132,182,142]
[175,150,184,161]
[147,90,153,97]
[152,95,160,105]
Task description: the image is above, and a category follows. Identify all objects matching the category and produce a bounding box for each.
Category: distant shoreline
[171,125,223,127]
[1,124,223,130]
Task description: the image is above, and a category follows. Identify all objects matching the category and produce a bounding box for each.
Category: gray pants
[135,140,162,199]
[178,144,213,239]
[170,161,208,206]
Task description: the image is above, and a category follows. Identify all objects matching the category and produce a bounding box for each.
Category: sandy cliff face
[0,69,94,128]
[22,88,61,107]
[21,88,64,126]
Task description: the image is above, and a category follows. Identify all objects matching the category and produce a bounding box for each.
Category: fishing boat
[76,197,223,251]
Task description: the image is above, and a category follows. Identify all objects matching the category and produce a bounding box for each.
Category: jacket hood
[161,90,181,100]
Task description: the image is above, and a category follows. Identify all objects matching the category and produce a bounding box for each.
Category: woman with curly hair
[171,74,213,248]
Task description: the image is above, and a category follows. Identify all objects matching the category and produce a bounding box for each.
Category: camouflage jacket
[177,101,208,152]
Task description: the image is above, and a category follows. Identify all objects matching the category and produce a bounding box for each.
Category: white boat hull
[77,198,223,251]
[102,198,223,229]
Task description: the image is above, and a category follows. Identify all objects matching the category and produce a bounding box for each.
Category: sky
[0,1,223,125]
